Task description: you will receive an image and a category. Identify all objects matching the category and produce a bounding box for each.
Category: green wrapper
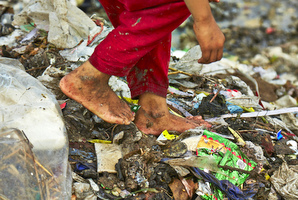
[197,130,257,200]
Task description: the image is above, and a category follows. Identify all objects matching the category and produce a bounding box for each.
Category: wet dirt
[195,94,229,118]
[162,141,188,158]
[62,100,95,142]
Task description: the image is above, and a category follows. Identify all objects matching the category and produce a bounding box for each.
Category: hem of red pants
[88,55,128,77]
[130,82,168,99]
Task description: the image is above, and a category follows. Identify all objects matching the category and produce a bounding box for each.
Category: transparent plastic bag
[0,129,54,199]
[0,58,71,199]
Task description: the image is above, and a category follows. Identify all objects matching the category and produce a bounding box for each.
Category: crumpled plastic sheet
[280,113,298,131]
[172,46,235,76]
[0,29,24,47]
[270,162,298,200]
[12,0,100,48]
[245,141,267,165]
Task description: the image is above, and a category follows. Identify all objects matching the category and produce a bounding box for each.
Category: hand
[193,17,225,64]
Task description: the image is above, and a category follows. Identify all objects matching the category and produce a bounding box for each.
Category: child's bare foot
[134,93,211,136]
[59,61,134,125]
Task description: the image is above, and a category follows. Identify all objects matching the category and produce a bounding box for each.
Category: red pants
[89,0,190,98]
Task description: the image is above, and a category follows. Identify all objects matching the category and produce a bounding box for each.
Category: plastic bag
[270,162,298,200]
[0,129,45,199]
[0,57,71,199]
[12,0,100,48]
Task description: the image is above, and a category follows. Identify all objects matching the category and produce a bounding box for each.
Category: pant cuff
[130,81,168,99]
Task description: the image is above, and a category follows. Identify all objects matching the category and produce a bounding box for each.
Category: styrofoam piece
[95,143,123,173]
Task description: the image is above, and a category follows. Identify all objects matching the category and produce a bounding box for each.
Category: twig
[87,23,104,46]
[209,87,222,103]
[119,91,133,107]
[26,66,47,72]
[0,194,9,200]
[0,146,22,163]
[168,67,193,77]
[218,165,260,178]
[123,149,141,160]
[238,130,258,133]
[159,187,173,199]
[111,124,119,142]
[25,152,53,177]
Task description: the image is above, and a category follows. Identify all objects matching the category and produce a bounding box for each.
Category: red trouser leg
[89,0,190,98]
[127,34,172,98]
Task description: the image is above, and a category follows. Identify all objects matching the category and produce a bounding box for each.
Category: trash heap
[0,0,298,200]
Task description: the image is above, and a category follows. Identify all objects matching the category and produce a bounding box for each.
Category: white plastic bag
[13,0,100,48]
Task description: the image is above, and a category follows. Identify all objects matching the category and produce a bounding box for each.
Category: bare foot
[59,61,134,125]
[134,93,211,135]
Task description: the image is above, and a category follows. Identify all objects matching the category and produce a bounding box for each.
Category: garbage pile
[0,0,298,200]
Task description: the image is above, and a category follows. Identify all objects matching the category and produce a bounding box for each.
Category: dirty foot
[59,61,134,125]
[134,93,211,136]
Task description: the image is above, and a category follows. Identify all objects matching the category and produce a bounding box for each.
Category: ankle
[138,92,164,104]
[138,92,168,113]
[78,61,111,82]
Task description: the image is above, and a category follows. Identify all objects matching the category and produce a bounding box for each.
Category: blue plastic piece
[75,163,89,171]
[193,102,200,109]
[226,102,243,114]
[276,130,283,140]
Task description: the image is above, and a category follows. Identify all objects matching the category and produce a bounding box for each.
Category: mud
[196,94,229,118]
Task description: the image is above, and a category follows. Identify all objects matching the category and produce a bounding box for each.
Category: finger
[209,50,218,63]
[198,49,211,64]
[217,48,223,61]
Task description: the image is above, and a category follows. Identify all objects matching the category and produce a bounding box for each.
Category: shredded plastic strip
[206,107,298,122]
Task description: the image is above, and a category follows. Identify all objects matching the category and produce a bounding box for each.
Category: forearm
[184,0,214,24]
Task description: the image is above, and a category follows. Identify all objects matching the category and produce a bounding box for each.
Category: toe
[192,116,203,120]
[119,111,134,125]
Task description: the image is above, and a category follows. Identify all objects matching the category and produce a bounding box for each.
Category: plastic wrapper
[245,141,267,164]
[196,130,257,200]
[0,57,71,199]
[192,167,255,200]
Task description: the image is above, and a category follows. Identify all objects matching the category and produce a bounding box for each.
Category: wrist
[193,14,215,26]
